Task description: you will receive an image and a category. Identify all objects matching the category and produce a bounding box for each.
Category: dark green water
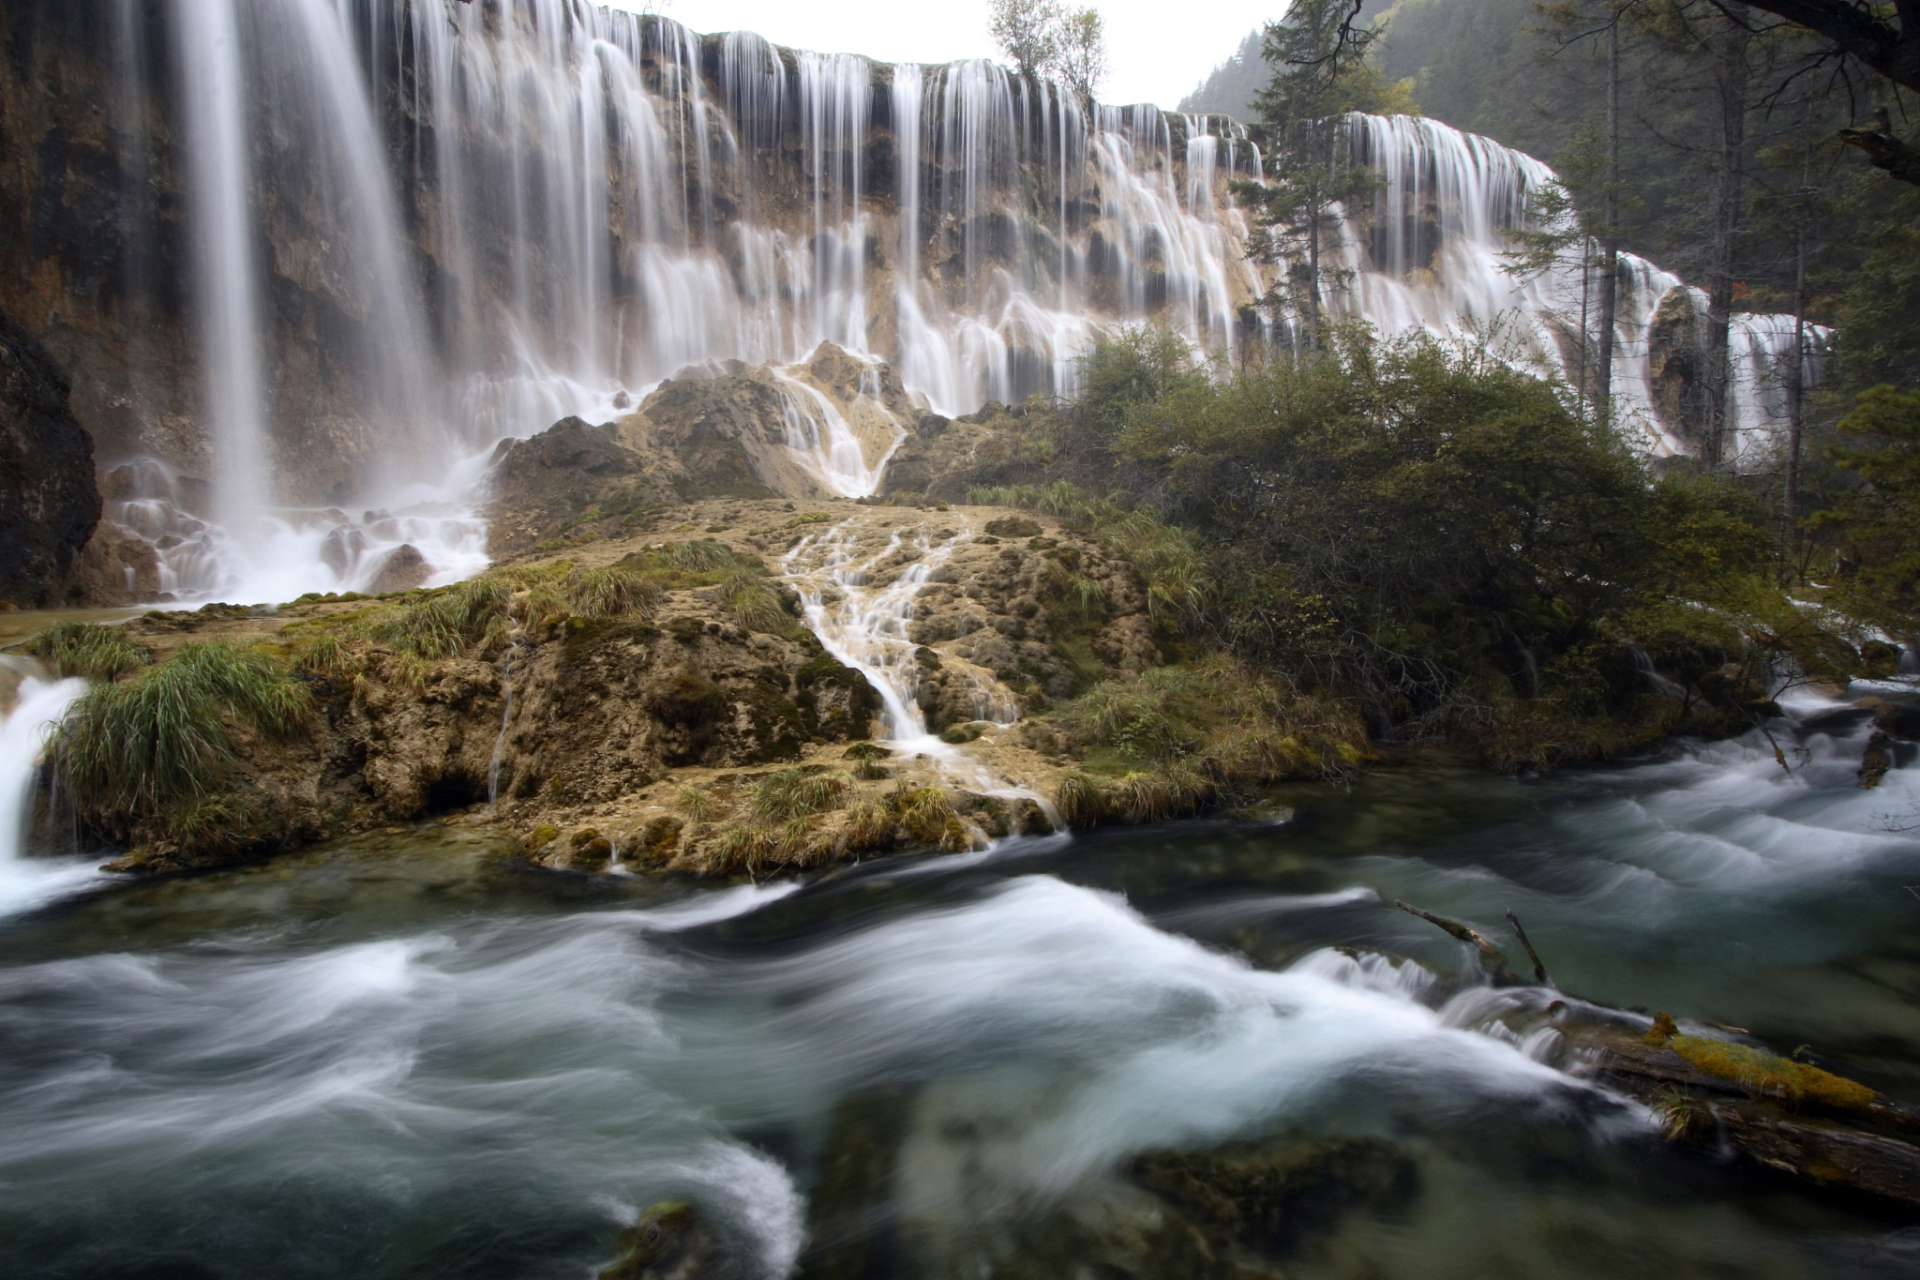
[2,703,1918,1279]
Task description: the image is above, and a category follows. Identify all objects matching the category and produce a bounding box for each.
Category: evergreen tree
[1238,0,1399,348]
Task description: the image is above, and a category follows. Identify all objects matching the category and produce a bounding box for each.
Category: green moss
[525,823,561,851]
[1670,1035,1876,1110]
[984,516,1043,538]
[736,685,807,763]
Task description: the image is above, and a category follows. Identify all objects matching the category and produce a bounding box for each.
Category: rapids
[1,694,1917,1277]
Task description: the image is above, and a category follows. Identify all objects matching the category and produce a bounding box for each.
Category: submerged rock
[600,1202,737,1280]
[365,543,431,594]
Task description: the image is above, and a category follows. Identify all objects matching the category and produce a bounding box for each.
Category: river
[1,694,1917,1278]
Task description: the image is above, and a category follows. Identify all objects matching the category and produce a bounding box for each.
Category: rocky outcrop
[0,305,99,606]
[1648,287,1708,448]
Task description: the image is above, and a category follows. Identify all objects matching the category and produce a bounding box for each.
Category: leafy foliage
[1810,385,1920,632]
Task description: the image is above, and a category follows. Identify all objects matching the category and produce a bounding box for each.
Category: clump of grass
[61,642,311,813]
[1651,1087,1715,1143]
[24,622,152,681]
[1668,1035,1876,1111]
[843,741,890,780]
[841,799,894,851]
[885,783,967,849]
[1105,768,1216,824]
[676,785,732,823]
[1052,771,1104,827]
[376,577,515,658]
[747,768,851,823]
[290,631,360,679]
[717,568,791,633]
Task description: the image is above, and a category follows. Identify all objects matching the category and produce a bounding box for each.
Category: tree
[990,0,1063,78]
[1237,0,1396,348]
[989,0,1108,102]
[1057,8,1110,103]
[1809,385,1920,631]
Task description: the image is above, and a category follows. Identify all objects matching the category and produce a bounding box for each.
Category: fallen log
[1396,899,1920,1212]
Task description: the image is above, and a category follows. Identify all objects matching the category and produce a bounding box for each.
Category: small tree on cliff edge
[1238,0,1402,349]
[990,0,1109,103]
[990,0,1063,77]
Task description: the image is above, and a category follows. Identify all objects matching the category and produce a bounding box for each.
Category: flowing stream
[2,695,1917,1277]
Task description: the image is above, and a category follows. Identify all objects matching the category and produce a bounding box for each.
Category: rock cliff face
[0,305,99,606]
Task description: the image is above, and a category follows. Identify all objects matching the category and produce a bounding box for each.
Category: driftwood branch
[1392,897,1920,1208]
[1505,907,1552,985]
[1393,899,1520,985]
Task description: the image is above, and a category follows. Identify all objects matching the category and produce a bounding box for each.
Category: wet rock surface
[0,305,100,607]
[799,1079,1419,1280]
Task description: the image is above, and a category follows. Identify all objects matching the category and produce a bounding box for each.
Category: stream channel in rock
[1,692,1918,1278]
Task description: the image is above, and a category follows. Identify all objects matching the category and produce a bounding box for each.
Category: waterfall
[0,666,96,916]
[168,0,268,537]
[75,2,1819,608]
[784,522,1064,835]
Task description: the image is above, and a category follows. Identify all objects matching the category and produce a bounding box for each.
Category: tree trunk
[1704,6,1751,468]
[1595,13,1621,424]
[1785,213,1807,525]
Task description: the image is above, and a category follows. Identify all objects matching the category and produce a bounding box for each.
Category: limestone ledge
[55,495,1167,878]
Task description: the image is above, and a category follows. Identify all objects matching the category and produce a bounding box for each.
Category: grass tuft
[24,622,152,681]
[1052,771,1105,827]
[61,642,311,813]
[747,768,851,823]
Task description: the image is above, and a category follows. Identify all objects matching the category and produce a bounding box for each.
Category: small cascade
[767,367,903,500]
[0,664,98,915]
[486,636,526,810]
[783,522,1064,835]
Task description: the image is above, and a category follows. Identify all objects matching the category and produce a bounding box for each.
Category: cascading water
[0,664,98,916]
[1345,113,1824,461]
[783,520,1062,834]
[79,2,1817,611]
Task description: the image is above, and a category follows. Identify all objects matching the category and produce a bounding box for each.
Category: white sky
[610,1,1282,109]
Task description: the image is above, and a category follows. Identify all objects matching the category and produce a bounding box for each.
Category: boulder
[0,306,100,606]
[365,543,431,594]
[1647,287,1708,449]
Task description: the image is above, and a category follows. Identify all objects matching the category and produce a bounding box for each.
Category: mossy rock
[796,654,884,742]
[984,516,1042,538]
[1130,1133,1418,1257]
[734,684,808,763]
[599,1201,733,1280]
[561,616,661,666]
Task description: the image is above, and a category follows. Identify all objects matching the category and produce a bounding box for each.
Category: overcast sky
[611,1,1281,109]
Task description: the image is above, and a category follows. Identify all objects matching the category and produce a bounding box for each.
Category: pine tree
[1237,0,1396,349]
